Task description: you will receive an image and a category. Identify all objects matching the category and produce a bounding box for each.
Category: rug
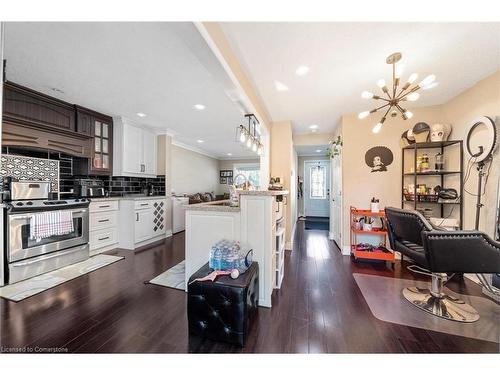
[353,273,500,343]
[0,254,124,302]
[148,260,186,291]
[305,216,329,230]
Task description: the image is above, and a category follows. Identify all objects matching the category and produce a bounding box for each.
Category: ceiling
[220,22,500,134]
[294,144,329,156]
[3,22,257,159]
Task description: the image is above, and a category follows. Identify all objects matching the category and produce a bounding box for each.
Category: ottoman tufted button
[213,309,219,317]
[199,321,207,329]
[223,326,231,334]
[197,294,205,301]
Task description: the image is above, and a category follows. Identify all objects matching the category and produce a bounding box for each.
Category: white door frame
[329,152,343,252]
[303,159,331,217]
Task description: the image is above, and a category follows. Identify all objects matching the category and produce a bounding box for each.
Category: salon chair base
[403,287,479,322]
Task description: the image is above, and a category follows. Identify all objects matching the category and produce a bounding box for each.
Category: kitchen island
[184,190,288,308]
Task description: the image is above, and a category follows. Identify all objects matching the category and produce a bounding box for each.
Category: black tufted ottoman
[187,262,259,346]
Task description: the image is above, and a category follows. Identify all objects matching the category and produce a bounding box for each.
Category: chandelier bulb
[407,92,420,101]
[252,141,257,152]
[404,110,414,119]
[422,82,438,90]
[377,79,386,88]
[239,130,246,143]
[419,74,436,88]
[257,145,263,156]
[407,73,418,84]
[246,137,252,148]
[361,91,374,99]
[358,111,370,119]
[372,122,383,134]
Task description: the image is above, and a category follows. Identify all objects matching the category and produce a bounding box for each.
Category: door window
[310,165,326,199]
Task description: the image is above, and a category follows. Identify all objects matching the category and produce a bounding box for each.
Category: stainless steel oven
[3,180,90,284]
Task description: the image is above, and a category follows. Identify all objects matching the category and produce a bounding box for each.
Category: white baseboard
[285,241,293,251]
[328,231,334,240]
[342,245,351,256]
[165,230,173,238]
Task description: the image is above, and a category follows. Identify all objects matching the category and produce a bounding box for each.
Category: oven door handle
[10,246,87,267]
[11,209,88,221]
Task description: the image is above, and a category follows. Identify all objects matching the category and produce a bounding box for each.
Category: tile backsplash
[1,148,165,197]
[0,154,60,192]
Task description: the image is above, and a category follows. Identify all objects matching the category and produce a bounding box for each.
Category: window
[233,163,260,189]
[310,165,326,199]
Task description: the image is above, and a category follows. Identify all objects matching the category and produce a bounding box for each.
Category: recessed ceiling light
[136,112,147,117]
[274,81,289,92]
[295,65,310,76]
[316,149,322,153]
[227,153,232,156]
[197,139,204,143]
[193,104,206,110]
[309,124,319,130]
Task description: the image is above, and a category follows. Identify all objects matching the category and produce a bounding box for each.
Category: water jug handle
[244,249,253,267]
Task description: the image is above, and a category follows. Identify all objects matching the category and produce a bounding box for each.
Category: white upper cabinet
[113,116,157,177]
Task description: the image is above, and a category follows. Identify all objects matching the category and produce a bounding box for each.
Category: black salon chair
[385,207,500,322]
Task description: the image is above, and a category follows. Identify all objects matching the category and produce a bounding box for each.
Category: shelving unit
[274,223,285,289]
[350,207,395,263]
[401,140,463,228]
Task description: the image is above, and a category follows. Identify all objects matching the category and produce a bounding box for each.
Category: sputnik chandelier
[358,52,438,133]
[237,113,263,155]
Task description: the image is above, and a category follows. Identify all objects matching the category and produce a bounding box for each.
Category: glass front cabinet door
[91,117,112,174]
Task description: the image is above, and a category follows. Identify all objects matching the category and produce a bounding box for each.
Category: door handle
[136,213,139,221]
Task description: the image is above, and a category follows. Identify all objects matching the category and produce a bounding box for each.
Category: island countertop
[237,189,289,196]
[184,199,241,212]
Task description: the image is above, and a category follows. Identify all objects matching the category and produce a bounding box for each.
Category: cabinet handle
[98,236,110,241]
[140,203,148,206]
[99,205,110,208]
[98,219,110,223]
[136,213,139,221]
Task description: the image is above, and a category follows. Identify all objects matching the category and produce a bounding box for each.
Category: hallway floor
[1,223,496,353]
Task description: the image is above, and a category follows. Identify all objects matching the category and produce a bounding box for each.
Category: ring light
[465,115,498,230]
[466,116,498,163]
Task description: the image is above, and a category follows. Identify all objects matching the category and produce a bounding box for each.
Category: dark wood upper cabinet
[3,81,76,133]
[75,106,94,137]
[2,81,114,175]
[74,105,113,175]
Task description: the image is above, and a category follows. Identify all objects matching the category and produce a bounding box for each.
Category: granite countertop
[184,199,241,212]
[238,189,289,196]
[90,194,167,202]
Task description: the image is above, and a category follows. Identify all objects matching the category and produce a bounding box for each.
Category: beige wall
[442,70,500,233]
[171,144,221,196]
[340,70,500,250]
[297,155,330,216]
[293,132,333,146]
[218,158,260,193]
[271,121,294,248]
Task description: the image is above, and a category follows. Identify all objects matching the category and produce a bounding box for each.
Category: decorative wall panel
[1,154,60,192]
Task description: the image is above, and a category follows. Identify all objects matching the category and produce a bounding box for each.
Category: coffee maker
[74,179,107,198]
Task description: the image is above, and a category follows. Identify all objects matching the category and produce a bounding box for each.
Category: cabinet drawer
[90,227,118,251]
[90,200,119,213]
[134,200,153,210]
[90,211,117,231]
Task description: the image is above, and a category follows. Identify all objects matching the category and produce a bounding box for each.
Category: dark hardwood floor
[1,222,497,353]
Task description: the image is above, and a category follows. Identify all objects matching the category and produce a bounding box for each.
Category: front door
[304,160,330,217]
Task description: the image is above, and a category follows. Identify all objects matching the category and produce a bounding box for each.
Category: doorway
[304,160,331,218]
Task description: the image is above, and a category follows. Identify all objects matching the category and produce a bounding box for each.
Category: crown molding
[171,139,220,159]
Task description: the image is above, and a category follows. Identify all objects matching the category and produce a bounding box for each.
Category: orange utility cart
[350,207,395,263]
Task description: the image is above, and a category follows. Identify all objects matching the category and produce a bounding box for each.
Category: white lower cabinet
[89,199,120,256]
[118,198,168,250]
